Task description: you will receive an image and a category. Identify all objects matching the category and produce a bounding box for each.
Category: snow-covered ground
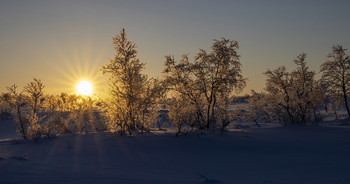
[1,119,350,184]
[0,120,19,140]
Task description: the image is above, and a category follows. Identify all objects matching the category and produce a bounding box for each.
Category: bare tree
[321,45,350,117]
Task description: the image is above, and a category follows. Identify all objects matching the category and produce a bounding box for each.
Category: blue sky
[1,0,350,95]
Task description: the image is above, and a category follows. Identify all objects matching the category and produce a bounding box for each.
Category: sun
[76,80,93,96]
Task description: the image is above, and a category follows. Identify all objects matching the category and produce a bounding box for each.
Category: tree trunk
[334,108,339,120]
[17,107,27,140]
[211,94,217,132]
[206,103,211,130]
[342,83,350,117]
[284,105,295,124]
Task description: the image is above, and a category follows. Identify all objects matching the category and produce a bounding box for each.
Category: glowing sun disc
[76,80,93,96]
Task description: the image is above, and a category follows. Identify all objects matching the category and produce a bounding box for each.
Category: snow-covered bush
[247,91,272,124]
[168,95,199,136]
[41,112,65,138]
[4,78,107,140]
[26,113,42,142]
[56,95,104,134]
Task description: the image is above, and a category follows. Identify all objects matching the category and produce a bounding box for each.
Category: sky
[1,0,350,96]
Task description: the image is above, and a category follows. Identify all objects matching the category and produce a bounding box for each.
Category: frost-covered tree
[321,45,350,117]
[38,94,66,138]
[6,84,28,140]
[58,93,69,112]
[167,95,198,136]
[24,78,45,114]
[101,29,162,135]
[194,39,246,130]
[264,66,295,123]
[26,113,42,141]
[291,53,322,123]
[163,55,206,130]
[7,83,43,141]
[320,78,342,119]
[22,78,46,141]
[263,53,322,124]
[5,80,105,140]
[247,90,272,124]
[0,93,12,120]
[137,79,165,132]
[65,95,96,133]
[163,38,246,132]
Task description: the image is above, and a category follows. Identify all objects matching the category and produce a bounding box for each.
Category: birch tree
[7,84,28,140]
[262,53,323,124]
[194,39,246,130]
[163,38,246,132]
[321,45,350,117]
[101,29,162,135]
[24,78,45,114]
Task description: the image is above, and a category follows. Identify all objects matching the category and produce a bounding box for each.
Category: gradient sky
[1,0,350,96]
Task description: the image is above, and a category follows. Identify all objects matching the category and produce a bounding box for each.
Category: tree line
[249,45,350,125]
[0,29,349,140]
[0,81,105,141]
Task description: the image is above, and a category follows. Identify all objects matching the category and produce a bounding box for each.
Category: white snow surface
[0,120,350,184]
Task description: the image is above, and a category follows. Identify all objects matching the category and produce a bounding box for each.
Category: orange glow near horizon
[43,42,107,97]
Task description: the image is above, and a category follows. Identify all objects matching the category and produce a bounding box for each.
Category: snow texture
[0,120,350,184]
